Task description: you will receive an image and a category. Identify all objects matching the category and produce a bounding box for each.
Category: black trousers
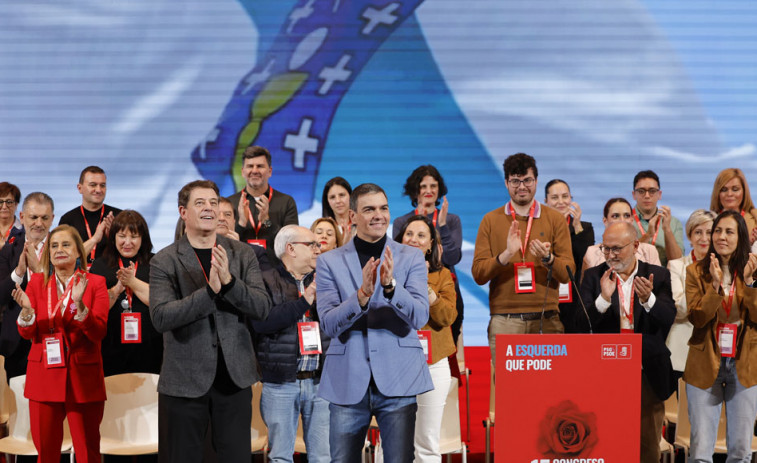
[158,385,252,463]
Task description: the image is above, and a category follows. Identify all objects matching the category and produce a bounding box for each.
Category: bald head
[601,222,638,273]
[603,222,637,243]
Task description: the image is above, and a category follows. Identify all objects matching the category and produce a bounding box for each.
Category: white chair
[251,382,268,457]
[439,378,467,463]
[99,372,159,455]
[455,332,471,443]
[0,356,10,427]
[0,375,73,459]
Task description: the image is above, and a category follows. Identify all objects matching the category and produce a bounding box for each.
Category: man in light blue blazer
[316,183,433,463]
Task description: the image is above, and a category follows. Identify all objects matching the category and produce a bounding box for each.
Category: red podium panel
[495,334,641,462]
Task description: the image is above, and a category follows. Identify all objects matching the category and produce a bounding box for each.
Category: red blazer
[18,272,109,403]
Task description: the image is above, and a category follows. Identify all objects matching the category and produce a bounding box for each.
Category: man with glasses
[472,152,575,364]
[316,183,432,462]
[578,221,675,463]
[631,170,684,266]
[251,225,330,462]
[150,180,271,462]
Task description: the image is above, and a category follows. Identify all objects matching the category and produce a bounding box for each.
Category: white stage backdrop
[2,0,756,345]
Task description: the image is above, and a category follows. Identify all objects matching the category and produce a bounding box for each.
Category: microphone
[566,265,592,334]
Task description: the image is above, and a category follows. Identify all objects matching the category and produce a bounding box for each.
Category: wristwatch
[262,219,272,228]
[381,278,396,291]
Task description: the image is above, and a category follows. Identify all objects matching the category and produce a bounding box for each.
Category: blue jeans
[329,379,417,463]
[687,357,757,463]
[260,379,330,463]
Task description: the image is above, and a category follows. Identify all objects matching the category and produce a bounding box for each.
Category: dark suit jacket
[227,187,298,266]
[579,260,676,401]
[149,234,272,398]
[0,227,32,376]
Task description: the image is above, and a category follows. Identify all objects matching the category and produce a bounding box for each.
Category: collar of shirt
[634,205,658,224]
[504,200,542,218]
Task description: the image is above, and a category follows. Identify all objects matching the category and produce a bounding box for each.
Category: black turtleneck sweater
[354,234,387,268]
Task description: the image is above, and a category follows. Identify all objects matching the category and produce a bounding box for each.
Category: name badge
[417,330,432,364]
[298,321,322,355]
[717,323,737,357]
[122,312,142,344]
[247,239,267,249]
[621,328,635,334]
[514,261,536,294]
[44,333,65,368]
[558,282,573,303]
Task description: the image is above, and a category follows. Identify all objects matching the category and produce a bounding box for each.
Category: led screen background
[2,0,756,345]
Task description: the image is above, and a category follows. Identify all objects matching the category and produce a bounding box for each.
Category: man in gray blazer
[150,180,271,463]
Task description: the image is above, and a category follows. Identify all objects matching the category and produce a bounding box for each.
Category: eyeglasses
[0,200,16,207]
[508,177,535,187]
[291,241,321,250]
[633,188,659,197]
[599,242,633,255]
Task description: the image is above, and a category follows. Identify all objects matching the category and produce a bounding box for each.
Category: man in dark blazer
[579,221,675,463]
[150,180,271,463]
[226,145,299,266]
[0,192,55,380]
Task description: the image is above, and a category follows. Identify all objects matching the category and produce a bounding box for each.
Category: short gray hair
[274,224,303,259]
[685,209,716,238]
[22,192,54,212]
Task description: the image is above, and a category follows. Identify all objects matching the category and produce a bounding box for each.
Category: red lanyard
[118,259,138,308]
[721,272,737,317]
[243,187,273,237]
[1,225,11,242]
[47,272,78,331]
[509,201,536,261]
[691,251,698,262]
[616,276,635,324]
[80,205,105,261]
[632,209,661,245]
[193,245,215,283]
[415,208,438,227]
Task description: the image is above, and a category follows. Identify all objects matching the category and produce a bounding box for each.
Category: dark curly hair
[503,152,538,180]
[402,165,448,208]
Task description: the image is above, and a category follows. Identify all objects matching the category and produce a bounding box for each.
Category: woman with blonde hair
[709,168,757,243]
[666,209,716,379]
[310,217,343,252]
[11,224,109,462]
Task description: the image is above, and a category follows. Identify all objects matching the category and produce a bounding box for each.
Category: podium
[495,334,641,462]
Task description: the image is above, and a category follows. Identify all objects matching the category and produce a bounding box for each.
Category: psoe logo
[601,344,617,359]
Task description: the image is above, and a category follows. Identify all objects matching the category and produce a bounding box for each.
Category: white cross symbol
[361,3,400,35]
[284,118,319,169]
[241,60,274,95]
[318,54,352,95]
[198,127,221,160]
[287,0,316,34]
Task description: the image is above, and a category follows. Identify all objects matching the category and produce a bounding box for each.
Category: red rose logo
[537,400,598,458]
[8,237,15,244]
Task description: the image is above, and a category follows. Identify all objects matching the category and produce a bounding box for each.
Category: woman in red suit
[11,224,108,463]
